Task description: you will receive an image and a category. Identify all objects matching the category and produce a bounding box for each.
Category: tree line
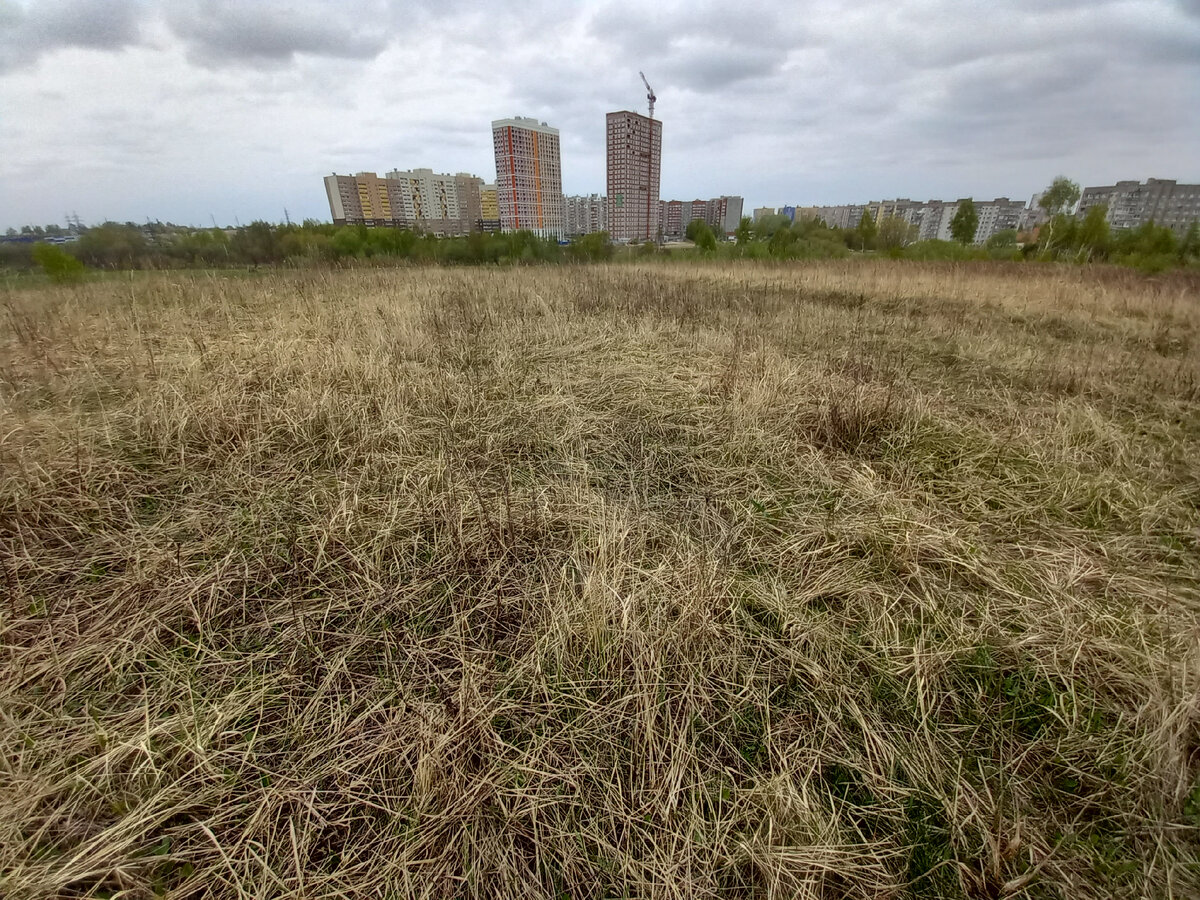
[4,180,1198,282]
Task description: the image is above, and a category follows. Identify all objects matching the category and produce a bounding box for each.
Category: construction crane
[640,71,656,119]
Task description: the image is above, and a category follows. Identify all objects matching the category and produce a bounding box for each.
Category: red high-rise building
[606,110,662,242]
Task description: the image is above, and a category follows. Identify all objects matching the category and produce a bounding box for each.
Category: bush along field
[1,261,1198,898]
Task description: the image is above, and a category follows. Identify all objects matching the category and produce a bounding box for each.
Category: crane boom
[639,71,656,119]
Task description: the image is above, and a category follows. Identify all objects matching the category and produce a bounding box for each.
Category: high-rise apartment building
[491,117,565,239]
[806,197,1028,244]
[324,173,397,227]
[383,167,463,234]
[606,110,662,242]
[565,194,608,236]
[1077,178,1200,234]
[455,173,484,232]
[325,168,488,234]
[480,184,500,231]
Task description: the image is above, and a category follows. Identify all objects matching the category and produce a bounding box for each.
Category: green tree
[752,213,790,239]
[686,219,717,252]
[1039,176,1082,219]
[568,231,614,262]
[875,215,916,251]
[855,209,877,251]
[76,223,147,268]
[1076,204,1111,261]
[1179,221,1199,262]
[32,243,85,283]
[231,221,282,265]
[949,199,979,245]
[985,229,1018,250]
[735,216,753,245]
[1038,176,1081,249]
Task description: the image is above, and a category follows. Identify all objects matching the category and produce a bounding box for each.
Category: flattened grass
[2,261,1198,898]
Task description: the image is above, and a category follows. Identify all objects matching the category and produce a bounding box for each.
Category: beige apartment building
[606,110,662,242]
[491,117,565,239]
[325,168,488,234]
[480,184,500,230]
[324,172,397,227]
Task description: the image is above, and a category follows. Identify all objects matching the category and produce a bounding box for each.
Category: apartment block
[753,207,776,222]
[711,196,744,235]
[324,173,398,227]
[455,174,484,232]
[565,194,608,236]
[480,184,500,231]
[492,116,565,239]
[663,200,684,239]
[656,196,745,239]
[974,198,1026,240]
[807,197,1029,244]
[606,110,662,242]
[1077,178,1200,234]
[325,168,489,234]
[381,168,473,235]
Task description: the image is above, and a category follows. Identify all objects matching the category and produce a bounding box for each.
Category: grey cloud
[0,0,142,73]
[589,0,808,62]
[658,41,787,91]
[164,1,390,67]
[2,0,1198,228]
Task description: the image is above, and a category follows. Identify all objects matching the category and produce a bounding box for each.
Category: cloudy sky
[1,0,1198,229]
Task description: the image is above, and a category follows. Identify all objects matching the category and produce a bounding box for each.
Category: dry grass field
[2,261,1199,899]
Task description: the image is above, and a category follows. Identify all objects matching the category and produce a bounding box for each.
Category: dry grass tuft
[2,261,1199,898]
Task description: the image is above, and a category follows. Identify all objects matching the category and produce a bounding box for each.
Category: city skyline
[2,1,1198,231]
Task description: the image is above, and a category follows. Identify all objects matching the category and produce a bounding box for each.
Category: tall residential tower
[606,110,662,242]
[491,117,565,239]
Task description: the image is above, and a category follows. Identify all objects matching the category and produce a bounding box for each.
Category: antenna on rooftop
[640,71,656,119]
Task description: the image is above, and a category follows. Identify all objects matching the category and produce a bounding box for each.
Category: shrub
[31,243,86,283]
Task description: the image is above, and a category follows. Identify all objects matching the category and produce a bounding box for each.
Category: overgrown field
[2,262,1199,898]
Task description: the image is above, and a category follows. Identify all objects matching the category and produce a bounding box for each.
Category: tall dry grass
[1,261,1198,898]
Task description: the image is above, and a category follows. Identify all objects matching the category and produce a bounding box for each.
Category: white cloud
[0,0,1197,228]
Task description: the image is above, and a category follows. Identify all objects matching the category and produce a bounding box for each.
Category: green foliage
[687,219,717,252]
[752,213,791,240]
[1110,221,1179,272]
[855,209,878,251]
[1076,205,1112,261]
[985,229,1017,250]
[1040,176,1082,217]
[949,199,979,245]
[762,219,849,260]
[568,231,614,262]
[1181,222,1200,263]
[31,243,85,283]
[876,216,917,251]
[77,223,148,268]
[6,206,1194,275]
[231,221,282,265]
[896,240,989,261]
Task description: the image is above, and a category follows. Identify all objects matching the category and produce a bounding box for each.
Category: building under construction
[606,110,662,242]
